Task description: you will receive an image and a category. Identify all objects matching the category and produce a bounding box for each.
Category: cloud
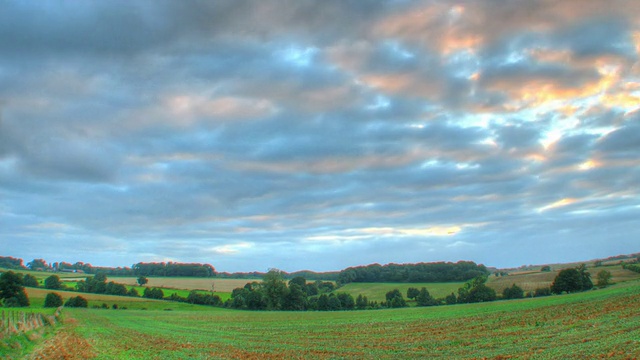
[1,1,639,272]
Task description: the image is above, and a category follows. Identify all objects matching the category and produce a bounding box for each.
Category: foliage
[0,271,30,307]
[415,287,438,306]
[65,295,88,308]
[596,270,612,288]
[540,265,551,272]
[551,265,593,294]
[384,289,407,308]
[27,259,50,271]
[551,269,582,294]
[502,284,524,300]
[44,275,62,289]
[133,262,215,277]
[445,292,457,305]
[44,292,63,308]
[186,291,222,306]
[22,274,39,287]
[143,287,165,300]
[406,287,420,300]
[338,261,489,284]
[457,276,496,303]
[0,256,26,269]
[533,287,552,297]
[137,276,149,286]
[622,262,640,274]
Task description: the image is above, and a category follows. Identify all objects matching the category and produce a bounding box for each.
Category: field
[338,282,463,302]
[17,279,640,359]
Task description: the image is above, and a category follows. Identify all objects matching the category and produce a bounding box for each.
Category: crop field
[15,279,639,359]
[109,277,252,293]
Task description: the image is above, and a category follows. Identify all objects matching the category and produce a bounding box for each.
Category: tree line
[337,261,490,284]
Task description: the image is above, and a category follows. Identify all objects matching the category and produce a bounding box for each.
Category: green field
[5,279,637,359]
[337,282,463,302]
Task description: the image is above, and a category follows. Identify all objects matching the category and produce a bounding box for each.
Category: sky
[1,0,639,273]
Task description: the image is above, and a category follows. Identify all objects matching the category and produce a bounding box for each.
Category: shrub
[44,292,64,308]
[65,296,88,308]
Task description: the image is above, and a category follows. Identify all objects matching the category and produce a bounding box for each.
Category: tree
[44,292,63,308]
[44,275,62,290]
[127,288,140,297]
[65,296,88,308]
[406,287,420,300]
[416,287,437,306]
[283,283,306,311]
[336,292,355,310]
[551,268,585,294]
[540,266,551,272]
[445,292,457,305]
[137,276,148,286]
[355,294,369,310]
[502,284,524,300]
[262,269,288,310]
[0,271,30,307]
[577,264,593,291]
[596,270,612,288]
[385,289,407,308]
[27,259,49,271]
[23,274,39,287]
[457,276,496,303]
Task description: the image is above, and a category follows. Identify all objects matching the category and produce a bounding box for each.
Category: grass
[54,280,640,359]
[337,282,463,302]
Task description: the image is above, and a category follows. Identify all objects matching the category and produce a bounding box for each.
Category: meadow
[20,279,640,359]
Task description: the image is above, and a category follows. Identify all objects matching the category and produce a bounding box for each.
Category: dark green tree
[336,292,355,310]
[445,292,457,305]
[288,276,307,292]
[143,287,164,299]
[317,294,330,311]
[406,287,420,300]
[502,284,524,299]
[44,292,63,308]
[415,287,437,306]
[44,275,62,290]
[23,274,39,287]
[596,270,612,288]
[0,271,30,307]
[105,282,128,296]
[65,296,88,308]
[576,264,593,291]
[262,269,288,310]
[385,289,407,308]
[283,283,306,311]
[355,294,369,310]
[137,276,149,286]
[457,276,496,303]
[127,288,140,297]
[551,268,584,294]
[327,294,342,310]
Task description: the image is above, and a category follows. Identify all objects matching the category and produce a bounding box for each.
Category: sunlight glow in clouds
[1,1,639,272]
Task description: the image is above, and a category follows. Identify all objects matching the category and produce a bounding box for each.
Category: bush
[65,296,88,308]
[44,292,63,308]
[502,284,524,300]
[533,287,551,297]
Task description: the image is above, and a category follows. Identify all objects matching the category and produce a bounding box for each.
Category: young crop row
[63,280,640,359]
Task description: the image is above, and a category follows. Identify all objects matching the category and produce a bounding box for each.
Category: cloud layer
[1,1,639,271]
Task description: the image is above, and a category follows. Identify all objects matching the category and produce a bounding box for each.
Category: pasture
[25,279,640,359]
